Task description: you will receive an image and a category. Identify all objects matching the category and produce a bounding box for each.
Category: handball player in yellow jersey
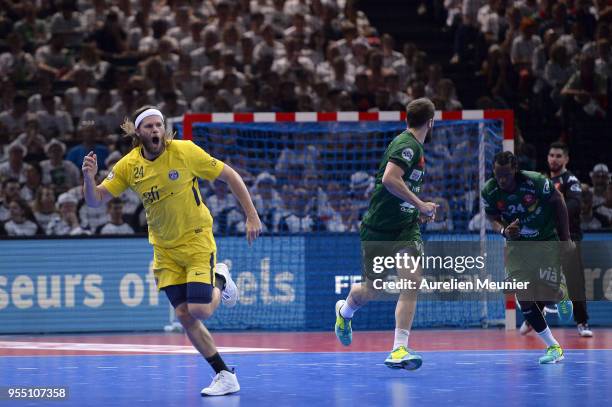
[82,106,262,396]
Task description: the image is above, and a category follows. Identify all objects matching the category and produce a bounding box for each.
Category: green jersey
[361,130,425,232]
[481,170,558,241]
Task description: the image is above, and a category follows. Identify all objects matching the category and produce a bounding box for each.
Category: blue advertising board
[0,234,610,333]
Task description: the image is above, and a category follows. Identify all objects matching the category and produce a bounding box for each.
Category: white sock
[393,328,410,350]
[537,327,559,347]
[340,300,358,319]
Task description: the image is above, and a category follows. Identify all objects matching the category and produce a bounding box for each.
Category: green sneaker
[384,346,422,370]
[334,300,352,346]
[558,283,573,323]
[539,344,564,364]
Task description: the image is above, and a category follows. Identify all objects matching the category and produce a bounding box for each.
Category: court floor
[1,329,610,407]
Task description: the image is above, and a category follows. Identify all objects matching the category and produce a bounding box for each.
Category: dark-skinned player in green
[481,151,574,364]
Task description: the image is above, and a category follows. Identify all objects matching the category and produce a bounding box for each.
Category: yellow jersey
[101,140,224,248]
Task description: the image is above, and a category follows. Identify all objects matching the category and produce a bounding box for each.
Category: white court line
[0,341,286,354]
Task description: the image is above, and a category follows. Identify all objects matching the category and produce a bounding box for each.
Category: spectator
[0,94,29,137]
[0,32,37,83]
[173,53,202,104]
[81,91,115,135]
[32,186,58,231]
[435,78,463,110]
[20,163,42,203]
[561,55,607,121]
[252,172,282,233]
[34,32,74,79]
[15,115,46,161]
[580,184,604,230]
[278,188,314,233]
[0,142,31,183]
[544,43,574,106]
[595,39,612,80]
[90,11,127,57]
[96,198,135,235]
[66,125,109,171]
[510,17,541,69]
[64,69,99,122]
[349,171,374,222]
[594,182,612,227]
[0,178,22,222]
[13,2,48,50]
[2,198,42,236]
[40,138,80,194]
[208,180,239,234]
[275,133,319,175]
[49,0,83,47]
[36,93,74,139]
[46,192,90,235]
[180,19,205,54]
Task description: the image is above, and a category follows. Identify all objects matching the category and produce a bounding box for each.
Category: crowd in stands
[0,0,610,236]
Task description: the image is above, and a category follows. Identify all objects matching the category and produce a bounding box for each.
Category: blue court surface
[1,350,610,407]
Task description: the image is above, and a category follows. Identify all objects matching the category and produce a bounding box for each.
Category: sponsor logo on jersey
[496,200,506,211]
[400,202,415,212]
[418,155,425,168]
[402,148,414,161]
[554,182,561,191]
[168,169,179,180]
[409,169,423,181]
[519,226,540,238]
[570,183,581,192]
[523,194,535,205]
[107,171,114,180]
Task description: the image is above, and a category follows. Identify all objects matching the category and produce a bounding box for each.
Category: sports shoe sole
[539,354,564,364]
[384,356,423,370]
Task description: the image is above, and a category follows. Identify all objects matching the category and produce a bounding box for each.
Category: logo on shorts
[401,148,414,161]
[106,171,114,180]
[168,170,179,180]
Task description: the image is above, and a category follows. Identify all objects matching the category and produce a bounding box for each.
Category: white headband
[134,108,164,129]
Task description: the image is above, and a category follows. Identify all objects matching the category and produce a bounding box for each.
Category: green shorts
[506,240,563,300]
[359,222,423,281]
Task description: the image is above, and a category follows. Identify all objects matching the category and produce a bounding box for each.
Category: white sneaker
[215,263,238,307]
[201,370,240,396]
[577,323,593,337]
[519,320,533,335]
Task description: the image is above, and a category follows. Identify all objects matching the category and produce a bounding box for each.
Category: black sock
[214,273,226,290]
[206,352,229,374]
[520,301,548,333]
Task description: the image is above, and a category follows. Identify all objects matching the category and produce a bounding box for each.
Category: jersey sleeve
[564,174,582,202]
[100,157,129,197]
[481,184,499,216]
[388,142,419,173]
[182,140,224,181]
[535,174,554,203]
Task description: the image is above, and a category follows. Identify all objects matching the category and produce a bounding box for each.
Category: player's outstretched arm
[216,164,262,245]
[382,161,438,218]
[82,151,113,208]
